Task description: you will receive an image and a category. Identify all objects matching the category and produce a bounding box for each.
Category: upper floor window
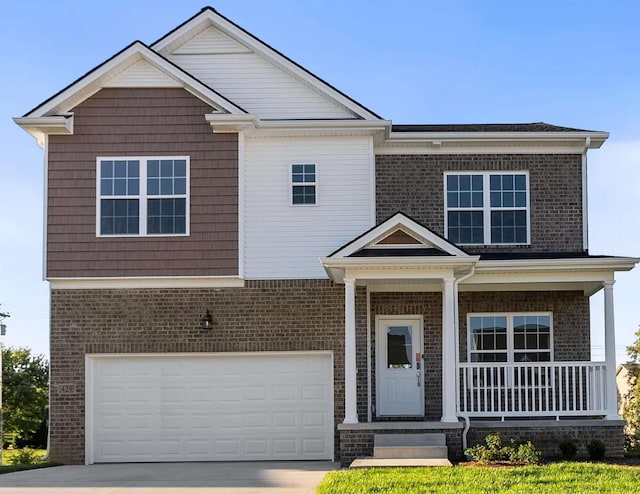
[468,313,552,363]
[97,157,189,236]
[445,172,529,245]
[291,163,316,205]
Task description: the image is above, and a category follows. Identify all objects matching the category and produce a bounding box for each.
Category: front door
[376,316,424,416]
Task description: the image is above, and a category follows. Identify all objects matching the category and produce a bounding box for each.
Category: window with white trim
[445,172,529,245]
[98,157,189,236]
[468,313,552,363]
[291,163,316,205]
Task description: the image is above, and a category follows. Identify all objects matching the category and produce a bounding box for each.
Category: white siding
[105,60,181,88]
[244,136,373,279]
[174,26,251,54]
[166,28,356,119]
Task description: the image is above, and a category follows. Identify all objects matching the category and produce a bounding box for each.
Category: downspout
[454,265,476,452]
[582,137,591,253]
[366,286,372,422]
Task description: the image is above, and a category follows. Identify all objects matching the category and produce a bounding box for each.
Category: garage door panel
[89,353,333,463]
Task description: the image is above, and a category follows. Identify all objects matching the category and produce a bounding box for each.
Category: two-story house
[15,7,637,466]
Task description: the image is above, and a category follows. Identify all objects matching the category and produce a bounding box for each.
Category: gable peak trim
[151,7,382,121]
[22,40,246,119]
[328,212,470,259]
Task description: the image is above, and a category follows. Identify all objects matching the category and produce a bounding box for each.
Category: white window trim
[289,163,318,207]
[96,156,190,238]
[466,312,554,363]
[443,171,531,246]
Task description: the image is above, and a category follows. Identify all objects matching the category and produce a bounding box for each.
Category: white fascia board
[206,114,259,133]
[13,115,73,147]
[475,257,639,273]
[152,10,381,121]
[386,130,609,147]
[321,256,479,283]
[250,120,391,139]
[329,212,468,259]
[49,276,245,290]
[23,42,245,118]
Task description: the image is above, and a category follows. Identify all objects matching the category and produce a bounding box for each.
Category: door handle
[417,370,421,387]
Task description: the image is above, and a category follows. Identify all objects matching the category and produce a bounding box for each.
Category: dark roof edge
[391,122,604,133]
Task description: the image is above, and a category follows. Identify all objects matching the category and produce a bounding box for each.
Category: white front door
[376,316,424,416]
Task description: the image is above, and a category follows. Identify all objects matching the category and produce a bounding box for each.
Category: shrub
[509,441,542,465]
[558,438,578,460]
[465,433,542,465]
[7,448,42,466]
[586,439,606,461]
[465,433,508,463]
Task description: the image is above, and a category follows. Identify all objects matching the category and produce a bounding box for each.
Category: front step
[349,433,452,468]
[374,433,448,459]
[350,458,452,468]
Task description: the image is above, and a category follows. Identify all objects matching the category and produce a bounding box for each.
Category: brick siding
[49,280,366,464]
[375,154,584,253]
[467,422,624,459]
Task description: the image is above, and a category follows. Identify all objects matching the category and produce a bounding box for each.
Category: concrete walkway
[0,461,338,494]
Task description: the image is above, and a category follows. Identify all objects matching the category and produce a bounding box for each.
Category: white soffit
[151,9,381,121]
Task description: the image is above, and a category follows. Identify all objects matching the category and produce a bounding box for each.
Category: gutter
[582,137,591,252]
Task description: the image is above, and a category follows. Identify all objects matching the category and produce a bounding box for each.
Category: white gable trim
[23,41,246,118]
[151,8,381,121]
[329,212,469,259]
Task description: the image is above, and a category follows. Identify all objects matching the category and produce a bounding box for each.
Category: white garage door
[86,352,333,463]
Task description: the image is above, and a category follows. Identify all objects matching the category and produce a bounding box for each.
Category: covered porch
[321,213,636,463]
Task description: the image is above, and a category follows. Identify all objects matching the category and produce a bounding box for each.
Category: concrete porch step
[374,445,449,459]
[373,433,448,460]
[350,458,453,468]
[374,433,446,447]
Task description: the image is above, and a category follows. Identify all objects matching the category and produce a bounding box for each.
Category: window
[97,157,189,236]
[445,172,529,245]
[291,164,316,205]
[468,313,552,363]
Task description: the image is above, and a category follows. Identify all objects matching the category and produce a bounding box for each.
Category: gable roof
[328,212,470,259]
[150,7,382,121]
[21,41,246,118]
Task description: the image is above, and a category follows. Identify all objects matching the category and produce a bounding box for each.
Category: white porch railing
[458,362,608,419]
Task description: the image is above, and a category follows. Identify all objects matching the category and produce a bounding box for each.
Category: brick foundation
[467,420,625,459]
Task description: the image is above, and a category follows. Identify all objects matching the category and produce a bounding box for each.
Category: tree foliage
[623,327,640,449]
[2,347,49,444]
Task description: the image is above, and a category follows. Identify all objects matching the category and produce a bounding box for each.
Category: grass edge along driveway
[316,462,640,494]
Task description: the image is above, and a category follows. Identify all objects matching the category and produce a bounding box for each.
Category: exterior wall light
[200,310,214,330]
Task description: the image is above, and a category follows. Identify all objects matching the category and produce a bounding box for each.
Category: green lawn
[317,463,640,494]
[0,449,58,474]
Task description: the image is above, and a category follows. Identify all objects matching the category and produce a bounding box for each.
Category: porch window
[445,172,529,245]
[468,313,552,363]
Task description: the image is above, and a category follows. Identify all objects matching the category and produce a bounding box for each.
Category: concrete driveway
[0,461,338,494]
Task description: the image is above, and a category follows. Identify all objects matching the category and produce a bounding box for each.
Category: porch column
[604,281,619,420]
[441,276,458,423]
[344,277,358,424]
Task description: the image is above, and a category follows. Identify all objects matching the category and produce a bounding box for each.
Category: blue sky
[0,0,639,362]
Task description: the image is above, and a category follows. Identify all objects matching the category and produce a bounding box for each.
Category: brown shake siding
[47,88,238,278]
[375,154,584,253]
